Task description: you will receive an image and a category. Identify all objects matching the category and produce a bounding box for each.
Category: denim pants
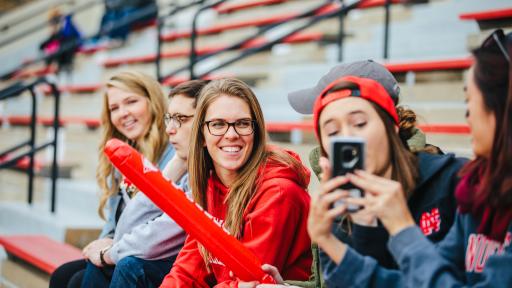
[81,255,176,288]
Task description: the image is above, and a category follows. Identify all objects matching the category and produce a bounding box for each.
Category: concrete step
[1,255,50,288]
[0,177,103,248]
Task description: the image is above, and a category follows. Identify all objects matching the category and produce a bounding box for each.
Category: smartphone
[330,136,365,212]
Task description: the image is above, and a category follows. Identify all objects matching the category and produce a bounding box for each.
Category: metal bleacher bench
[0,235,83,275]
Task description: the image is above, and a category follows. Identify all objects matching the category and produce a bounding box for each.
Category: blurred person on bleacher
[39,7,82,75]
[49,71,181,288]
[323,28,511,288]
[240,60,467,288]
[95,0,158,46]
[160,78,313,287]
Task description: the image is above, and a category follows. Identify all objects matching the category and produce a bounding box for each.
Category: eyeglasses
[164,113,194,128]
[204,119,255,136]
[481,29,510,63]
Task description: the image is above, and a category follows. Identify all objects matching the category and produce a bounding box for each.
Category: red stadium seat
[0,235,83,274]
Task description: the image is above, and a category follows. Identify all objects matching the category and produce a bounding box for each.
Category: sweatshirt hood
[258,145,311,190]
[416,152,457,189]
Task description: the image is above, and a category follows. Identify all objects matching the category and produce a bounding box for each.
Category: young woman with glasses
[159,78,313,287]
[333,29,512,287]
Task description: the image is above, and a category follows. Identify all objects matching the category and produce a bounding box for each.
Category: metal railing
[155,0,411,81]
[156,0,207,81]
[0,78,60,213]
[158,0,368,83]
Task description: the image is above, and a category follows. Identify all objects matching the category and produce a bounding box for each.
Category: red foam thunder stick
[104,138,276,284]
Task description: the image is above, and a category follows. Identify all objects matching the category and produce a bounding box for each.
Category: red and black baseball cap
[312,75,399,140]
[288,60,400,115]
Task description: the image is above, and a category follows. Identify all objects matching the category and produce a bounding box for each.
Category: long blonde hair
[188,78,307,266]
[97,71,168,219]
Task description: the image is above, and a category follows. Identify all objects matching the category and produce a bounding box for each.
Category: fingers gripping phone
[330,137,365,212]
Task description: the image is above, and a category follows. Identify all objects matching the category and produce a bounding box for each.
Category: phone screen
[330,136,365,212]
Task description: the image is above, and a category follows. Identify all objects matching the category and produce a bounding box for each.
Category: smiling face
[166,94,196,160]
[203,95,254,185]
[107,86,151,141]
[319,97,392,178]
[465,68,496,158]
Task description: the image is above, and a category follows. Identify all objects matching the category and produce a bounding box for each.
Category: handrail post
[49,81,60,213]
[189,6,202,80]
[189,0,226,81]
[156,0,206,83]
[156,16,164,82]
[0,78,61,213]
[383,0,391,59]
[337,5,345,62]
[27,87,37,205]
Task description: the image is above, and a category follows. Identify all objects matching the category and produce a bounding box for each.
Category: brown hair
[168,79,210,106]
[461,35,512,211]
[373,103,419,198]
[97,71,168,219]
[188,78,308,268]
[397,106,417,140]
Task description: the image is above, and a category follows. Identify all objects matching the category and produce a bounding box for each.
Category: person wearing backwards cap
[240,60,466,287]
[333,30,512,288]
[293,60,441,179]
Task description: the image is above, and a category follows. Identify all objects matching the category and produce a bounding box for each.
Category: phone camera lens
[342,146,357,161]
[341,146,359,169]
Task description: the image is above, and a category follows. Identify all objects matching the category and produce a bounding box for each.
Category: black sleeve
[350,222,398,269]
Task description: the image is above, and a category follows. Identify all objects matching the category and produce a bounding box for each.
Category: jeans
[81,261,113,288]
[110,256,175,288]
[81,256,176,288]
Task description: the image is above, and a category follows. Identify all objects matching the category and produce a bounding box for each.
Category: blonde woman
[51,71,182,288]
[160,78,312,287]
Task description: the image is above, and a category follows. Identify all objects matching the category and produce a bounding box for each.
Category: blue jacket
[323,214,512,287]
[388,214,512,287]
[322,152,467,287]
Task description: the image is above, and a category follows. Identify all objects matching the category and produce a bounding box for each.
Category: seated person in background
[39,7,82,74]
[102,79,211,287]
[97,0,158,45]
[49,71,179,288]
[242,60,467,287]
[160,78,313,287]
[161,79,210,197]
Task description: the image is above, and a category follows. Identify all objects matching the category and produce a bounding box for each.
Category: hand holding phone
[330,136,365,212]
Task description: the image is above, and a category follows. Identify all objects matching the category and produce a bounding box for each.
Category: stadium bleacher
[0,0,510,286]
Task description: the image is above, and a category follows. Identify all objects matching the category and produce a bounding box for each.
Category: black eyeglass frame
[164,113,194,128]
[203,119,256,136]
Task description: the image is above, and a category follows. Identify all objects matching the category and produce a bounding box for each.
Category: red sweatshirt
[160,149,312,287]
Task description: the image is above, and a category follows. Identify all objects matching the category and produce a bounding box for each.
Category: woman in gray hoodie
[50,72,188,288]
